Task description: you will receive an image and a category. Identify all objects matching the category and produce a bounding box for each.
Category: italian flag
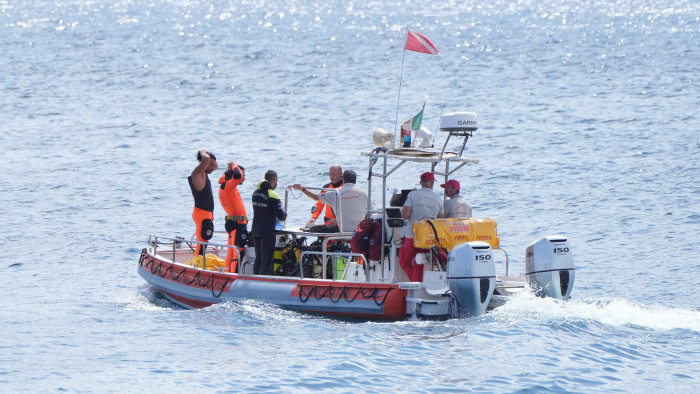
[400,108,424,147]
[406,108,424,131]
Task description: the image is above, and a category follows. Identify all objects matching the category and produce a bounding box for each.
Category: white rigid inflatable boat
[138,111,575,320]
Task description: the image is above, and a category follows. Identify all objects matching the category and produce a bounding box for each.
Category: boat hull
[138,249,407,320]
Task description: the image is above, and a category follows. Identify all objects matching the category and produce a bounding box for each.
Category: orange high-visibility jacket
[310,181,342,223]
[218,165,247,223]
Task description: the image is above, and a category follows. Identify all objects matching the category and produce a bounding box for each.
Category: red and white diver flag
[404,30,438,55]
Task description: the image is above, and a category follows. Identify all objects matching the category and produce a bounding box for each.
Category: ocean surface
[2,0,699,392]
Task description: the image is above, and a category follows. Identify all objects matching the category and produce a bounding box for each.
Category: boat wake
[491,293,700,333]
[209,300,310,323]
[127,283,700,333]
[117,284,177,311]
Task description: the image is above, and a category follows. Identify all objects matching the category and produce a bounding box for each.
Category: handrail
[284,186,343,230]
[298,251,367,280]
[321,234,353,279]
[148,234,240,272]
[494,247,510,276]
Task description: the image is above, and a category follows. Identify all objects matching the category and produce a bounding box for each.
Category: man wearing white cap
[440,179,472,219]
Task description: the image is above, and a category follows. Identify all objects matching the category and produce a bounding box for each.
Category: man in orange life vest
[219,161,247,272]
[305,164,343,229]
[188,150,218,256]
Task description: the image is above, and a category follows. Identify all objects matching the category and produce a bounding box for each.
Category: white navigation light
[372,127,395,148]
[439,112,478,132]
[414,126,433,148]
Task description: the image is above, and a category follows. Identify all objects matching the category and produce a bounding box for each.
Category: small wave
[211,299,309,324]
[493,293,700,332]
[116,285,176,311]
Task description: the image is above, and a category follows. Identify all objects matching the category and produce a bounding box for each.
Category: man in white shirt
[399,172,445,282]
[294,170,370,233]
[440,179,472,219]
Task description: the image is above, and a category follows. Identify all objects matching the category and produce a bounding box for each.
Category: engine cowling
[525,235,575,299]
[447,241,496,317]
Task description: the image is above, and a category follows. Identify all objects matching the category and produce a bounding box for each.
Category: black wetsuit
[188,175,214,255]
[251,180,286,275]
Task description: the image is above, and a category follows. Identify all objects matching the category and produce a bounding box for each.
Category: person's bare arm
[401,206,411,219]
[190,150,211,191]
[291,184,321,201]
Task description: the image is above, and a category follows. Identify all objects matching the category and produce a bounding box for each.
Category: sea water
[1,0,699,391]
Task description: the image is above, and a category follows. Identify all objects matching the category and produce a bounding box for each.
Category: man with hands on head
[188,150,218,256]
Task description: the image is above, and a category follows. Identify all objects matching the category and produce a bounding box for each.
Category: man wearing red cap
[399,172,445,282]
[440,179,472,219]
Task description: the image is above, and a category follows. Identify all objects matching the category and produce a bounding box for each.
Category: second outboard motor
[525,235,575,299]
[447,242,496,317]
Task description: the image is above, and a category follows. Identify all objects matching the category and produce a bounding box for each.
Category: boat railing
[149,234,509,277]
[298,251,367,280]
[320,234,355,279]
[148,234,238,272]
[283,186,343,231]
[494,247,510,276]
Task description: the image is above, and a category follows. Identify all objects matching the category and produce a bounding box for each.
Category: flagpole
[432,103,445,147]
[412,98,427,148]
[393,27,409,142]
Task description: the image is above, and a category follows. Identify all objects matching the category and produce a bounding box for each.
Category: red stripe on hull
[293,288,407,321]
[160,290,216,309]
[291,283,407,320]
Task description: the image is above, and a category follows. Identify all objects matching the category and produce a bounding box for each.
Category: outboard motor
[525,235,575,299]
[447,242,496,317]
